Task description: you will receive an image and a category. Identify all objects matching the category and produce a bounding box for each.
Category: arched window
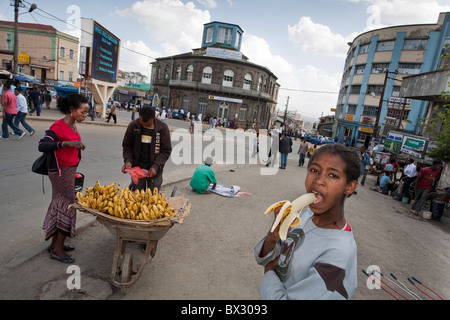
[165,65,169,80]
[176,66,182,80]
[158,66,162,80]
[202,66,213,84]
[186,65,194,81]
[223,69,234,87]
[243,73,252,90]
[258,77,263,91]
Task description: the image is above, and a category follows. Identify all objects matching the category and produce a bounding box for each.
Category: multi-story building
[335,12,450,148]
[0,20,79,85]
[151,21,280,129]
[317,115,335,139]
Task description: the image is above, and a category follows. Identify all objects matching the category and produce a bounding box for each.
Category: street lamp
[12,0,37,74]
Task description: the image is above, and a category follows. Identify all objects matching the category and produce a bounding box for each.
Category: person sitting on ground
[379,171,396,195]
[189,157,217,194]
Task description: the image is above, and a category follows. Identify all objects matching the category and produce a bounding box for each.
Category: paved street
[0,106,449,301]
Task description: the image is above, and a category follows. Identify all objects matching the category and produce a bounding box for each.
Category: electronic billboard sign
[91,22,120,83]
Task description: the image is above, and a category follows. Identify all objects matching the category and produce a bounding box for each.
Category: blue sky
[1,0,449,120]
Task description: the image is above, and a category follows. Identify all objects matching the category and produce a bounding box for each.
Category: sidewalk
[24,103,132,128]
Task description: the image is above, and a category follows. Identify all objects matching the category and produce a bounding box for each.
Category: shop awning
[13,74,39,82]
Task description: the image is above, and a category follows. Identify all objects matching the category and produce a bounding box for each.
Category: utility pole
[12,0,20,74]
[372,69,398,145]
[396,98,408,131]
[283,96,289,132]
[11,1,37,74]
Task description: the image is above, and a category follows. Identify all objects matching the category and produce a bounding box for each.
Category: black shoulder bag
[32,153,49,193]
[32,153,48,175]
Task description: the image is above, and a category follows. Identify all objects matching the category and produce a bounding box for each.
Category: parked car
[171,109,181,119]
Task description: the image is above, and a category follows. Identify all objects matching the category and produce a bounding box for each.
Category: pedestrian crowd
[1,80,52,140]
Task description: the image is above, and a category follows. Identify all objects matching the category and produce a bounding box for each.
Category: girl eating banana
[255,143,360,300]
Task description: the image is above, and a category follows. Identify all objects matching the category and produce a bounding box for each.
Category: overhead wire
[22,0,157,62]
[280,87,338,95]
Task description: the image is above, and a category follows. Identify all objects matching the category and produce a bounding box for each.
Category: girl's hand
[260,207,282,258]
[270,206,283,237]
[64,141,86,150]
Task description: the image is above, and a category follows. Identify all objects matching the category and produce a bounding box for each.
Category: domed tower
[201,21,243,51]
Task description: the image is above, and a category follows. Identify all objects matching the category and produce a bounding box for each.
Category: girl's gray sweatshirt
[255,208,357,300]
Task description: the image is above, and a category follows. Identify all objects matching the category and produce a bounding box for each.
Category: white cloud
[195,0,218,9]
[279,65,341,118]
[345,0,450,26]
[369,0,450,25]
[288,1,450,59]
[114,0,211,56]
[287,17,359,58]
[242,34,340,118]
[241,34,292,75]
[119,40,161,77]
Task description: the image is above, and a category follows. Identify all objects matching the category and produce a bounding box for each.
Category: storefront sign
[359,127,374,134]
[206,47,243,61]
[384,132,403,153]
[401,136,426,157]
[345,114,354,121]
[209,95,243,104]
[361,116,374,125]
[18,52,29,63]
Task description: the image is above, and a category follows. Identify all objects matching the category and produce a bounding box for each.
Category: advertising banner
[401,136,426,158]
[384,132,403,153]
[91,22,120,83]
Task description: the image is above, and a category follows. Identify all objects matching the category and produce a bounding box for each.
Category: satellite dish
[370,92,376,97]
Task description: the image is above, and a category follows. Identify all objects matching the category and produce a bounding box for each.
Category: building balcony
[167,79,274,102]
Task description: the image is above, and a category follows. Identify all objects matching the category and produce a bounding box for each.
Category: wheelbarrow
[69,195,191,294]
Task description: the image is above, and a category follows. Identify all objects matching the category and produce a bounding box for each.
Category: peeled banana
[264,193,317,241]
[76,182,177,221]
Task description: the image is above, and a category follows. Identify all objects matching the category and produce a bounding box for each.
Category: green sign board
[401,136,426,157]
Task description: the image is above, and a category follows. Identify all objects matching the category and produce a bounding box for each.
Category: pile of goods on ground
[76,181,176,220]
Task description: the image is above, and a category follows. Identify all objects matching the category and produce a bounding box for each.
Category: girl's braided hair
[308,143,361,183]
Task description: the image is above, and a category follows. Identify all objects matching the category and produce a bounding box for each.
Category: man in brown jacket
[122,107,172,191]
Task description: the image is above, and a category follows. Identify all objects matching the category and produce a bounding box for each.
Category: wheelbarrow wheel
[121,252,133,294]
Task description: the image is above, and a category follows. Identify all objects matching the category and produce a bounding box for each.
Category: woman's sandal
[50,252,76,263]
[47,245,75,253]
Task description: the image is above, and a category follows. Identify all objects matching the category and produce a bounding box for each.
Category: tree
[425,48,450,162]
[426,101,449,162]
[125,71,148,84]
